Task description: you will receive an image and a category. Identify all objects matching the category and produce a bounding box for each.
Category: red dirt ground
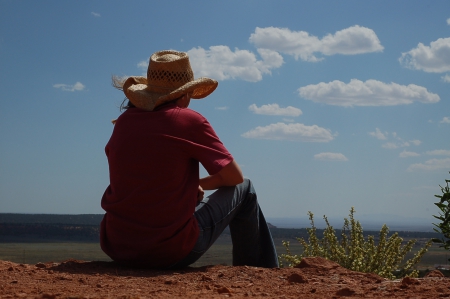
[1,256,449,298]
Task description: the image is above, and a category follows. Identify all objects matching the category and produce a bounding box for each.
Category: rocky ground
[1,257,449,298]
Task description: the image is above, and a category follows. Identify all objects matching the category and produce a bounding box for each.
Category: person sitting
[100,50,278,269]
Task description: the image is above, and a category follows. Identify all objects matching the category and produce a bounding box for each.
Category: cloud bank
[248,104,302,117]
[298,79,440,106]
[241,122,333,142]
[399,37,450,73]
[399,150,420,158]
[427,150,450,156]
[53,82,85,92]
[249,25,383,62]
[187,46,283,82]
[314,152,348,161]
[182,25,383,82]
[407,158,450,172]
[368,129,421,150]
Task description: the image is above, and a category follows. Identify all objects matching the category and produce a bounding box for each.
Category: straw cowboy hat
[122,50,218,111]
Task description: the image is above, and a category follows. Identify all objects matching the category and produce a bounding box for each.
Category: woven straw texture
[123,50,217,111]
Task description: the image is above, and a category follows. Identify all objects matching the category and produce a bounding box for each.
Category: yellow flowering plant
[279,207,431,279]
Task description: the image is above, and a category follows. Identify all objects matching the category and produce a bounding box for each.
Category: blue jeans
[169,178,279,269]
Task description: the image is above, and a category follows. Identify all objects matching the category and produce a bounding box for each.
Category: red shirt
[100,104,233,268]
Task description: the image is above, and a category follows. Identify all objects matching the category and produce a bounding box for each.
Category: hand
[197,185,204,203]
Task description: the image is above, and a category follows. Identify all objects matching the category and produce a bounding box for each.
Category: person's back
[101,103,232,268]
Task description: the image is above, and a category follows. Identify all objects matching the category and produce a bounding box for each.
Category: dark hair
[120,99,135,111]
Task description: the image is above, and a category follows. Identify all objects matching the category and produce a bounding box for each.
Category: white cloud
[53,82,85,92]
[368,128,387,140]
[407,158,450,172]
[426,150,450,156]
[282,118,295,123]
[370,129,421,150]
[91,12,101,17]
[249,25,383,62]
[440,117,450,124]
[215,106,229,111]
[382,140,420,149]
[241,122,334,142]
[447,18,450,25]
[248,104,302,117]
[399,37,450,73]
[442,74,450,83]
[314,152,348,161]
[382,142,400,149]
[399,150,420,158]
[187,46,283,82]
[137,60,148,70]
[298,79,440,107]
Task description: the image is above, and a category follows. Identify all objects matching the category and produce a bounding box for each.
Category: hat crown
[147,50,194,90]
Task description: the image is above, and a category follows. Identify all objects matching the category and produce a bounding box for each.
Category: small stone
[217,286,232,294]
[35,262,46,269]
[164,279,177,285]
[336,287,355,296]
[401,276,420,286]
[425,270,445,278]
[287,273,308,284]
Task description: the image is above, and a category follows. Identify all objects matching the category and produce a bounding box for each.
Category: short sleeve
[186,116,233,175]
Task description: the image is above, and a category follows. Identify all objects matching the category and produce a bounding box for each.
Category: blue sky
[1,1,449,228]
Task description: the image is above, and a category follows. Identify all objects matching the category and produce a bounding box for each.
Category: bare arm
[199,160,244,191]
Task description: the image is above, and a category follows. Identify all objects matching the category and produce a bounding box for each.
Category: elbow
[236,174,244,185]
[232,171,244,186]
[220,171,244,187]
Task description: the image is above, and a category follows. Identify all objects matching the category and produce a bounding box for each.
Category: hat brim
[124,76,218,111]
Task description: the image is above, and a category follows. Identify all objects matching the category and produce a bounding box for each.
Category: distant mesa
[267,223,277,229]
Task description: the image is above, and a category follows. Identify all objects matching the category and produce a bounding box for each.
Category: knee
[240,178,252,190]
[241,178,256,197]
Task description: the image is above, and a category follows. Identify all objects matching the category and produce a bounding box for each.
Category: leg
[170,179,278,268]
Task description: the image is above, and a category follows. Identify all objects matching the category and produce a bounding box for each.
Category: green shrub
[431,171,450,256]
[279,207,432,279]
